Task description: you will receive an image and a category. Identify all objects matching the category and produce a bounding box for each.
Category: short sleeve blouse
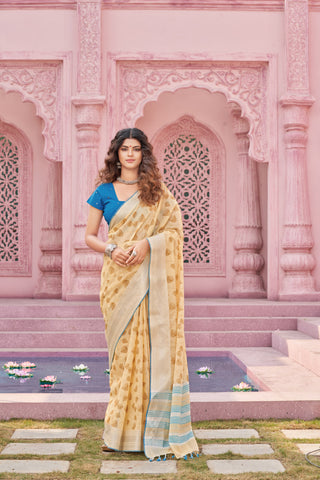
[87,183,124,225]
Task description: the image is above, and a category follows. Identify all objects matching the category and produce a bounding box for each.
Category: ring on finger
[132,249,137,257]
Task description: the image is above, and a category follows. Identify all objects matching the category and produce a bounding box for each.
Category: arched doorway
[136,88,267,297]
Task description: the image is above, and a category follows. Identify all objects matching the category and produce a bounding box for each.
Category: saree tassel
[157,456,162,461]
[163,454,167,461]
[184,455,188,460]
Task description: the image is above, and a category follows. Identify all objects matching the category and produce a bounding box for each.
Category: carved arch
[116,60,268,163]
[0,119,32,276]
[153,115,226,275]
[0,61,62,162]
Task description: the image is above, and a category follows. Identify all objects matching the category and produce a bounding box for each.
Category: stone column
[229,103,265,298]
[279,0,318,299]
[34,161,62,298]
[68,0,106,299]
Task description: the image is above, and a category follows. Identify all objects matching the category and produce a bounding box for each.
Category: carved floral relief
[117,61,268,163]
[0,62,62,162]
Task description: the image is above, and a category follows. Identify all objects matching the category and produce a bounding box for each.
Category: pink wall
[0,90,48,296]
[0,1,319,300]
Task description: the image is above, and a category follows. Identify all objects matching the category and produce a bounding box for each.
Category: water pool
[0,355,259,393]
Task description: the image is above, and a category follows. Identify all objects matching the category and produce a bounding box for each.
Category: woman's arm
[85,205,130,266]
[85,206,106,253]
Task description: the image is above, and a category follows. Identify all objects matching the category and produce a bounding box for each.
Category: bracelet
[105,244,118,258]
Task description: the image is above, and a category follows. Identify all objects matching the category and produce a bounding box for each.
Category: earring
[117,161,121,168]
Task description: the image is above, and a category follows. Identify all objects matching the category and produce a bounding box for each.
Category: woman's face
[118,138,142,174]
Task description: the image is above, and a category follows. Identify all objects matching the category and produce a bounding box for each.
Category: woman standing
[85,128,198,461]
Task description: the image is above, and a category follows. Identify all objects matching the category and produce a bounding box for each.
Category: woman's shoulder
[94,182,115,196]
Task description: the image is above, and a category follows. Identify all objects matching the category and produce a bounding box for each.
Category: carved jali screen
[0,123,32,275]
[153,116,225,276]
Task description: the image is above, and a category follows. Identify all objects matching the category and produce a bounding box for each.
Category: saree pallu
[100,185,198,460]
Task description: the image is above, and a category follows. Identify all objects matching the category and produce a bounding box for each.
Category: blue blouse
[87,183,124,225]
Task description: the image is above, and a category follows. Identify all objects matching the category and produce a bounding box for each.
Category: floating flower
[73,364,89,373]
[104,369,110,375]
[232,382,255,392]
[6,369,20,377]
[3,361,20,370]
[196,366,214,378]
[20,361,36,369]
[40,375,57,388]
[14,369,33,378]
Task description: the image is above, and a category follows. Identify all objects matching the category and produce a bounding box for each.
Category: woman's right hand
[111,246,130,267]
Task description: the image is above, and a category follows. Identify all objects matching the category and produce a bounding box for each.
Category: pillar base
[279,292,320,302]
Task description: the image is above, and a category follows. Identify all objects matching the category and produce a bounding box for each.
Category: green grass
[0,418,320,479]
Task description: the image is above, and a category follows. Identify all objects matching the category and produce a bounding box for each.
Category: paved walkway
[0,427,319,475]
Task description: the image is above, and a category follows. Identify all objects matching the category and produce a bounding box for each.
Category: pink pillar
[34,161,62,298]
[70,99,105,299]
[229,103,265,298]
[68,0,105,299]
[279,0,319,299]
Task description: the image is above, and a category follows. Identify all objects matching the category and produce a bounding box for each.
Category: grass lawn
[0,418,320,479]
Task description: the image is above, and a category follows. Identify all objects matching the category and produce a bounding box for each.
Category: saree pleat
[100,185,198,459]
[103,297,150,451]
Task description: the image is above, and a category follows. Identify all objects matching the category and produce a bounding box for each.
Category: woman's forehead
[121,138,141,147]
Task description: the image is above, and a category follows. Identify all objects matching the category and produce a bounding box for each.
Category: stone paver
[100,460,177,475]
[202,443,274,456]
[11,428,78,439]
[195,428,259,439]
[281,429,320,439]
[296,444,320,456]
[0,460,70,474]
[207,459,285,474]
[1,442,77,455]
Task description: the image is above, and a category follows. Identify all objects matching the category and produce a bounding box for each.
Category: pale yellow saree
[100,184,198,460]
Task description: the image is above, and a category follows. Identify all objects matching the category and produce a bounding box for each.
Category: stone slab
[207,459,285,474]
[281,429,320,439]
[281,428,320,440]
[202,443,273,456]
[0,460,70,473]
[195,428,259,439]
[296,444,320,455]
[1,443,76,455]
[100,460,177,474]
[11,428,78,439]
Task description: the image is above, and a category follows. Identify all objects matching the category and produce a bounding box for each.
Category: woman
[85,128,198,461]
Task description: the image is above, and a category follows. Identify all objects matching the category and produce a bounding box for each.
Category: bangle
[105,244,118,258]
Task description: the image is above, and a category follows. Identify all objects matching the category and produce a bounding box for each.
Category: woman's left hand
[126,239,150,266]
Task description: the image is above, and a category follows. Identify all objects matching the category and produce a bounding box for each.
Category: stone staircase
[0,299,305,352]
[272,317,320,376]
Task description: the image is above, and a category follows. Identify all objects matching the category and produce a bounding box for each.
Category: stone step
[0,460,70,474]
[0,316,297,332]
[0,301,102,318]
[1,298,320,319]
[202,443,273,455]
[0,317,105,332]
[0,330,272,349]
[272,330,320,376]
[298,318,320,339]
[185,331,272,347]
[0,332,107,349]
[1,443,77,455]
[184,317,297,331]
[207,459,285,474]
[100,460,177,475]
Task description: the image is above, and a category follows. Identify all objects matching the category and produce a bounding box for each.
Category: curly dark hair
[97,128,163,205]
